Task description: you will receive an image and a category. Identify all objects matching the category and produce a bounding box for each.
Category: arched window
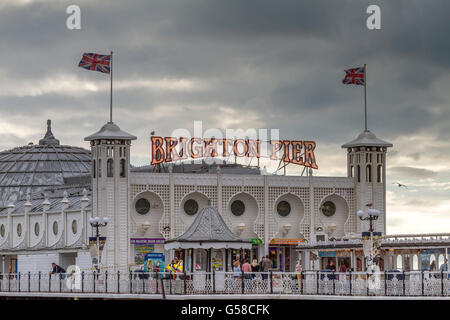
[366,165,372,182]
[107,159,114,177]
[92,160,96,178]
[357,165,361,183]
[120,159,126,178]
[430,254,437,271]
[377,165,382,183]
[438,254,445,271]
[350,165,354,178]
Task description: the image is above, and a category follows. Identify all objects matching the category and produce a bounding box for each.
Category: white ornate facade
[0,121,393,273]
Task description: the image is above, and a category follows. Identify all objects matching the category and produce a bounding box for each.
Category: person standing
[251,259,260,278]
[440,259,449,279]
[261,255,272,280]
[50,262,66,279]
[233,260,241,277]
[338,263,347,280]
[295,259,303,290]
[233,260,241,291]
[329,260,336,272]
[242,259,252,279]
[51,262,65,274]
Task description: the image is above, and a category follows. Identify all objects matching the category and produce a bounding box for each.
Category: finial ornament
[39,119,60,146]
[81,188,89,209]
[7,197,15,214]
[42,192,51,212]
[24,192,32,213]
[61,191,69,210]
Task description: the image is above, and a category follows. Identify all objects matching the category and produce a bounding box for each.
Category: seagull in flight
[393,182,408,189]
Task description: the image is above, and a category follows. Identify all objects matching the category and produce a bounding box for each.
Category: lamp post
[89,217,109,271]
[357,208,380,271]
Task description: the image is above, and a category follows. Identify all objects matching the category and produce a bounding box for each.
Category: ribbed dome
[0,120,91,205]
[341,130,393,149]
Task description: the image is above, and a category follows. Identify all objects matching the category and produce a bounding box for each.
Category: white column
[309,169,315,242]
[169,166,174,239]
[382,148,387,234]
[217,168,222,215]
[264,175,269,255]
[169,166,175,262]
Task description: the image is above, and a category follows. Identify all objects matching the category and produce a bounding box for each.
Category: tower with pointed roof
[85,122,136,269]
[342,130,392,234]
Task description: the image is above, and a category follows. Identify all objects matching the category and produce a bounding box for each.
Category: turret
[342,130,392,234]
[85,122,136,270]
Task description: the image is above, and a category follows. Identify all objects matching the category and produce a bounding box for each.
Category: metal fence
[0,270,449,297]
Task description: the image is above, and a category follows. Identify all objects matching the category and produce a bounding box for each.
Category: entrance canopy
[164,204,252,250]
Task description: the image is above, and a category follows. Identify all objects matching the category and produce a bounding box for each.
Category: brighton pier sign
[151,136,318,169]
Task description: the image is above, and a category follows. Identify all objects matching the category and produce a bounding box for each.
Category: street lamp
[89,217,109,271]
[357,208,380,232]
[357,208,380,271]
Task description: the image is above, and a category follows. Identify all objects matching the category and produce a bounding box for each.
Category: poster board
[135,245,154,265]
[89,236,106,268]
[144,253,165,273]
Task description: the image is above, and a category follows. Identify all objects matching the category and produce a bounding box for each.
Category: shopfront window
[195,249,207,271]
[269,248,278,269]
[230,249,251,264]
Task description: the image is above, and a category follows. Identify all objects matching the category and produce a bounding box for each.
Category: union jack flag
[342,66,365,85]
[78,53,111,74]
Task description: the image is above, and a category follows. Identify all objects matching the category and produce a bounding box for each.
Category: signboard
[135,245,155,265]
[130,238,165,245]
[319,251,337,257]
[336,250,351,257]
[269,238,307,245]
[151,136,318,169]
[393,249,421,255]
[211,250,224,271]
[144,253,165,273]
[421,249,444,255]
[251,238,263,245]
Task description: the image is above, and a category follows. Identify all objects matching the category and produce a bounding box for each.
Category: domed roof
[84,121,136,141]
[341,130,393,149]
[0,120,91,205]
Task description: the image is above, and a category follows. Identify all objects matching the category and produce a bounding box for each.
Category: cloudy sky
[1,0,449,234]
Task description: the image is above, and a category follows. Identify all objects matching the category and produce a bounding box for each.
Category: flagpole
[364,63,367,131]
[110,51,113,123]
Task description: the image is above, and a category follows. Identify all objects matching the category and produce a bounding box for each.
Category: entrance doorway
[9,257,17,274]
[268,247,293,271]
[60,253,77,270]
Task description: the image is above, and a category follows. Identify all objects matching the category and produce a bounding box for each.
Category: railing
[0,271,449,296]
[297,233,450,247]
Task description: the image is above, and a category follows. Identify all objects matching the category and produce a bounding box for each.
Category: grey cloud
[1,1,450,234]
[390,166,438,179]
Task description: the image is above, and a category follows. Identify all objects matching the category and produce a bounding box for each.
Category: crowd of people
[231,254,274,280]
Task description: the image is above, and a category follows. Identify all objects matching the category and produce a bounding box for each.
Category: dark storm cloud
[0,0,450,151]
[2,0,450,232]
